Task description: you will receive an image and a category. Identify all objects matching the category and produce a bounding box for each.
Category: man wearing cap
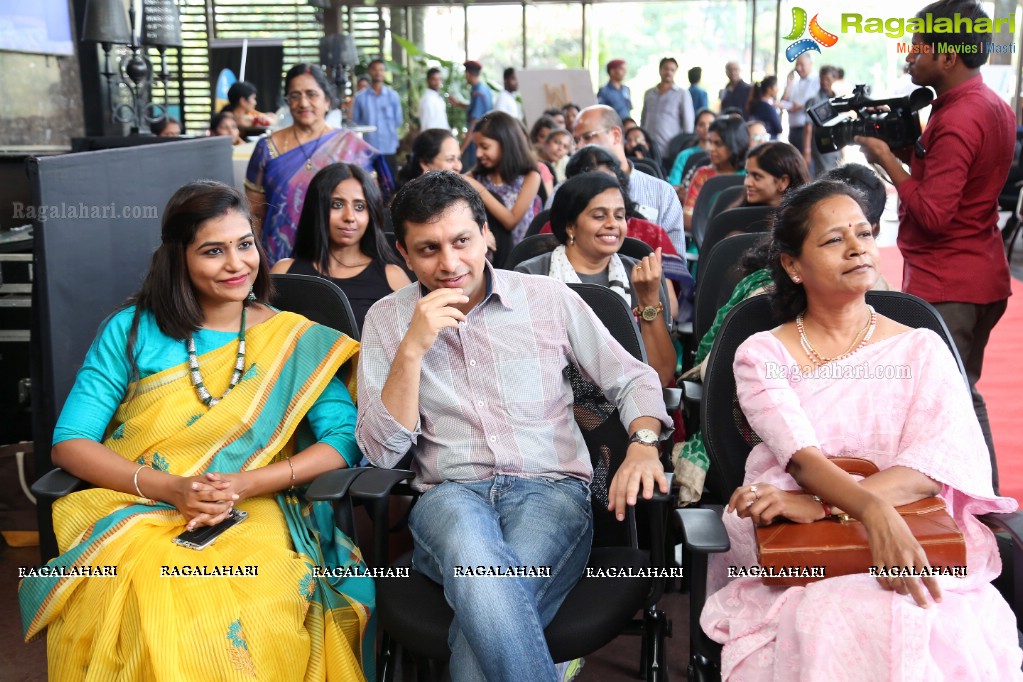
[597,59,632,120]
[449,60,493,167]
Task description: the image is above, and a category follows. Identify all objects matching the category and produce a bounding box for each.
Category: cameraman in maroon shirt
[858,0,1014,492]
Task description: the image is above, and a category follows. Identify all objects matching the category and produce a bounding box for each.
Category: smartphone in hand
[172,509,248,550]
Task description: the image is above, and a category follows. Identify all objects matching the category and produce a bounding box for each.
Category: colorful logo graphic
[784,7,839,62]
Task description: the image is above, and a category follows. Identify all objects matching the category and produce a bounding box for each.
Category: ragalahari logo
[784,7,839,62]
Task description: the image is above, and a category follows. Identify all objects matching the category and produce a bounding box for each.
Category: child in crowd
[462,111,543,265]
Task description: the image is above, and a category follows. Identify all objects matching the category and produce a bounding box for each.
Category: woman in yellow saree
[18,180,374,681]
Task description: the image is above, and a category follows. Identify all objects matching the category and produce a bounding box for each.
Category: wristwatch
[628,428,660,448]
[632,303,664,322]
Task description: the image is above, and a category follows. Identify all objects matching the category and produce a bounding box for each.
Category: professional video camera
[807,85,934,154]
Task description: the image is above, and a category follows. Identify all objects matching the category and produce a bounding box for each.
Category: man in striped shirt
[357,171,672,681]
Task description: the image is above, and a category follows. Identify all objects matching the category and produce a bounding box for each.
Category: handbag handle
[828,457,880,478]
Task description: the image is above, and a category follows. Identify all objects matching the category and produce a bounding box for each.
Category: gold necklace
[293,124,327,171]
[796,306,877,367]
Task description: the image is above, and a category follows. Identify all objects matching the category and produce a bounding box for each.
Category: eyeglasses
[574,128,609,145]
[287,90,324,104]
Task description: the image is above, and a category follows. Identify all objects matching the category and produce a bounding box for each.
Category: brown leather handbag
[753,457,967,586]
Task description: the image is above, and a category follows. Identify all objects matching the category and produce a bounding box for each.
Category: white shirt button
[469,360,477,367]
[477,400,485,407]
[489,436,497,442]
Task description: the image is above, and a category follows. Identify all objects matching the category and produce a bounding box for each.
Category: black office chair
[32,276,369,536]
[525,208,552,238]
[707,185,744,222]
[662,132,697,177]
[270,273,360,341]
[697,207,774,288]
[678,291,1023,681]
[634,157,665,180]
[690,233,765,362]
[689,175,747,252]
[504,233,560,270]
[347,283,677,682]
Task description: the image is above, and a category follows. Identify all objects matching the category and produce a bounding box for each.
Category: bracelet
[811,494,831,519]
[133,464,148,499]
[286,457,296,491]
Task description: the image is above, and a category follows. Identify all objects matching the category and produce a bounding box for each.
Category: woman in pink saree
[701,180,1022,680]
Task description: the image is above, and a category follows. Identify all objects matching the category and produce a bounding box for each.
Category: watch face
[641,307,659,321]
[633,428,659,444]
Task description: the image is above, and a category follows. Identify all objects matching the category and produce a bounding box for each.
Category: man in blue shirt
[597,59,631,120]
[449,60,493,168]
[352,59,403,176]
[688,66,708,112]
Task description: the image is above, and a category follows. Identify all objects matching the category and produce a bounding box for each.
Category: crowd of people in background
[37,2,1022,679]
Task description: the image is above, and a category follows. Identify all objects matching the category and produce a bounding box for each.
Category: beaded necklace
[796,305,877,367]
[187,306,246,407]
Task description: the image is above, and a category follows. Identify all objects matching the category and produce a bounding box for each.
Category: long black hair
[123,180,274,388]
[292,163,401,274]
[470,110,538,183]
[398,129,455,185]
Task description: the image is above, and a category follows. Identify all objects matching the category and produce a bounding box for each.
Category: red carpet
[879,246,1023,504]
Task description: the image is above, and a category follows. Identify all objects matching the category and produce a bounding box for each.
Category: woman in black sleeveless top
[272,163,411,330]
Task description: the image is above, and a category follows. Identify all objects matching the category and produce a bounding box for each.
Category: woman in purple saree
[245,64,394,265]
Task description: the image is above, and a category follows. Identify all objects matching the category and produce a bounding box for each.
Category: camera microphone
[908,87,935,112]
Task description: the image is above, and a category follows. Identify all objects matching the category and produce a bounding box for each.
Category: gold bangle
[287,457,296,491]
[133,464,148,499]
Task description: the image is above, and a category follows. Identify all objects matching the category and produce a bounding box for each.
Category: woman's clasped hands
[171,472,244,530]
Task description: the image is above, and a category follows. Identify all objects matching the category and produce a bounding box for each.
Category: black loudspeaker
[319,34,357,69]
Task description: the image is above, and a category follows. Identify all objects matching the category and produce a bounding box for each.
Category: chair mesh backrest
[691,174,746,248]
[693,233,764,343]
[270,273,360,341]
[504,233,559,270]
[525,209,552,238]
[698,206,774,281]
[680,151,710,187]
[634,157,664,180]
[566,283,648,546]
[701,291,969,503]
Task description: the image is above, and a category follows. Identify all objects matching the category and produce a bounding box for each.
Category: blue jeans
[409,476,593,682]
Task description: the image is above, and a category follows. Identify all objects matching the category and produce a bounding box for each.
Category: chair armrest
[981,510,1023,632]
[676,506,730,554]
[305,468,369,502]
[680,380,702,406]
[348,468,416,566]
[662,387,682,412]
[305,468,372,540]
[349,468,415,500]
[31,468,89,500]
[981,510,1023,549]
[678,505,728,674]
